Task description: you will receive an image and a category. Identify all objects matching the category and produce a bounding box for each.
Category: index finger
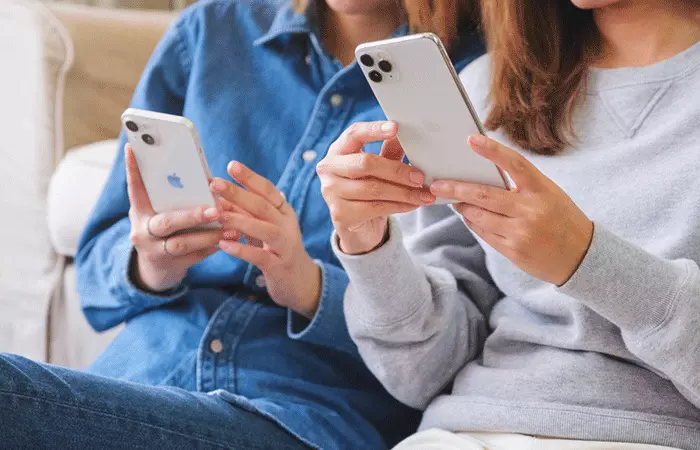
[226,161,287,212]
[328,121,398,156]
[430,181,519,217]
[468,135,539,191]
[319,152,424,188]
[125,144,155,214]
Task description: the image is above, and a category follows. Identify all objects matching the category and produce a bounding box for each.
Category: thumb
[330,121,398,156]
[125,144,155,214]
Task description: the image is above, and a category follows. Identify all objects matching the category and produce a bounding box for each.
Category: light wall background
[41,0,196,10]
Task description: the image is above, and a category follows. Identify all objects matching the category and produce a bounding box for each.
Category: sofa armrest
[0,0,172,361]
[0,0,75,361]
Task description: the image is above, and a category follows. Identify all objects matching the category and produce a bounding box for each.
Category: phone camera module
[368,70,383,83]
[360,54,374,67]
[125,121,139,132]
[142,134,156,145]
[378,60,392,73]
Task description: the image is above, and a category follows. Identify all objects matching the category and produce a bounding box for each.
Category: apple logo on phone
[167,173,184,189]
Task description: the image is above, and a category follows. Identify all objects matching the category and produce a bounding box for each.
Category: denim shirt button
[302,150,317,161]
[255,275,266,288]
[329,94,343,107]
[209,339,224,353]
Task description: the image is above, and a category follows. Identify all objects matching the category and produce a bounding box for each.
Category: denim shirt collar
[253,0,409,49]
[253,1,317,47]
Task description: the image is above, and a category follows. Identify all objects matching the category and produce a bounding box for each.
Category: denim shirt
[75,0,484,448]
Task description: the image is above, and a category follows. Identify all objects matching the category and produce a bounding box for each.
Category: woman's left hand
[431,134,594,286]
[210,162,321,318]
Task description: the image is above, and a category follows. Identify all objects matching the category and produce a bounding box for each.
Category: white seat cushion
[48,139,118,257]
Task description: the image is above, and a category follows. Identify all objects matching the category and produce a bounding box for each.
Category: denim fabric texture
[72,0,485,448]
[0,354,308,449]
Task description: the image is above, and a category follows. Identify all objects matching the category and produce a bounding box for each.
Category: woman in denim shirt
[0,0,482,448]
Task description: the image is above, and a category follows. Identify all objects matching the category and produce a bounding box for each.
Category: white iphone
[356,33,509,202]
[121,108,218,224]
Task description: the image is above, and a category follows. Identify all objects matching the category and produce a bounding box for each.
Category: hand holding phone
[317,121,433,255]
[120,109,227,292]
[122,144,225,292]
[355,33,510,203]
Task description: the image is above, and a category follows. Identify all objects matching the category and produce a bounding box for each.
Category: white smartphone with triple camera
[121,108,219,225]
[356,33,510,202]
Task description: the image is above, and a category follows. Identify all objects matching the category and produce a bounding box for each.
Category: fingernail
[203,207,219,220]
[469,134,487,147]
[381,122,396,134]
[409,170,424,186]
[228,161,242,174]
[420,192,436,204]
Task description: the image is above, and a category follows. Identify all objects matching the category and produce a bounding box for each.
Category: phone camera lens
[125,121,139,132]
[142,134,155,145]
[368,70,383,83]
[360,54,374,67]
[378,60,392,73]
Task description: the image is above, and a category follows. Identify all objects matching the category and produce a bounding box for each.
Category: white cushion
[48,139,118,257]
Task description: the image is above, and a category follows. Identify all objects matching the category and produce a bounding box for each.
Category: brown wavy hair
[292,0,480,49]
[481,1,600,154]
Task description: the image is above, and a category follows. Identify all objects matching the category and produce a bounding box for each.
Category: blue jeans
[0,354,309,449]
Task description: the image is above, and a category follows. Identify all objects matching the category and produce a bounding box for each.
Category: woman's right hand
[124,144,225,292]
[317,121,436,255]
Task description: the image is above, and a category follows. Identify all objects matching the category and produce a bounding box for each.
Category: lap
[0,353,307,450]
[393,429,681,450]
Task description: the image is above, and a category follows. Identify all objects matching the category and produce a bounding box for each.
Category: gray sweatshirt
[334,43,700,449]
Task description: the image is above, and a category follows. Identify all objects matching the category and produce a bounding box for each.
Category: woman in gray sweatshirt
[316,0,700,448]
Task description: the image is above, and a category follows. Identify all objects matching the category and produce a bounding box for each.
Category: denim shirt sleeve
[75,17,193,332]
[286,260,359,357]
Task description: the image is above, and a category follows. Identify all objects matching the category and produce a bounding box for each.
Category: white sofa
[0,0,175,368]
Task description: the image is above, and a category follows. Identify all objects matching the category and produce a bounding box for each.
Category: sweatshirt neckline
[587,39,700,92]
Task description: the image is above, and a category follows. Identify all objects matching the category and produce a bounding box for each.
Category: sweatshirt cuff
[286,260,358,356]
[119,241,189,308]
[556,223,690,335]
[332,217,432,327]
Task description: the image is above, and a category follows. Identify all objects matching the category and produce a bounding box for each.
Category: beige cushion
[0,0,74,361]
[49,3,174,152]
[48,139,119,257]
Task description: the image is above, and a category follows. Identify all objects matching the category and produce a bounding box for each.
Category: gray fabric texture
[335,42,700,449]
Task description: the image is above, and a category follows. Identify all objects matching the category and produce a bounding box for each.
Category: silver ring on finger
[275,191,287,210]
[163,237,174,257]
[147,215,162,240]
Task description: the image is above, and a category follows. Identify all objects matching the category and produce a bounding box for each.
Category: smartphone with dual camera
[356,33,510,202]
[121,108,219,226]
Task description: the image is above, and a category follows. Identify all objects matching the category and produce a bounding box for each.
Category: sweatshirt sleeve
[333,206,502,409]
[75,16,192,332]
[557,223,700,408]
